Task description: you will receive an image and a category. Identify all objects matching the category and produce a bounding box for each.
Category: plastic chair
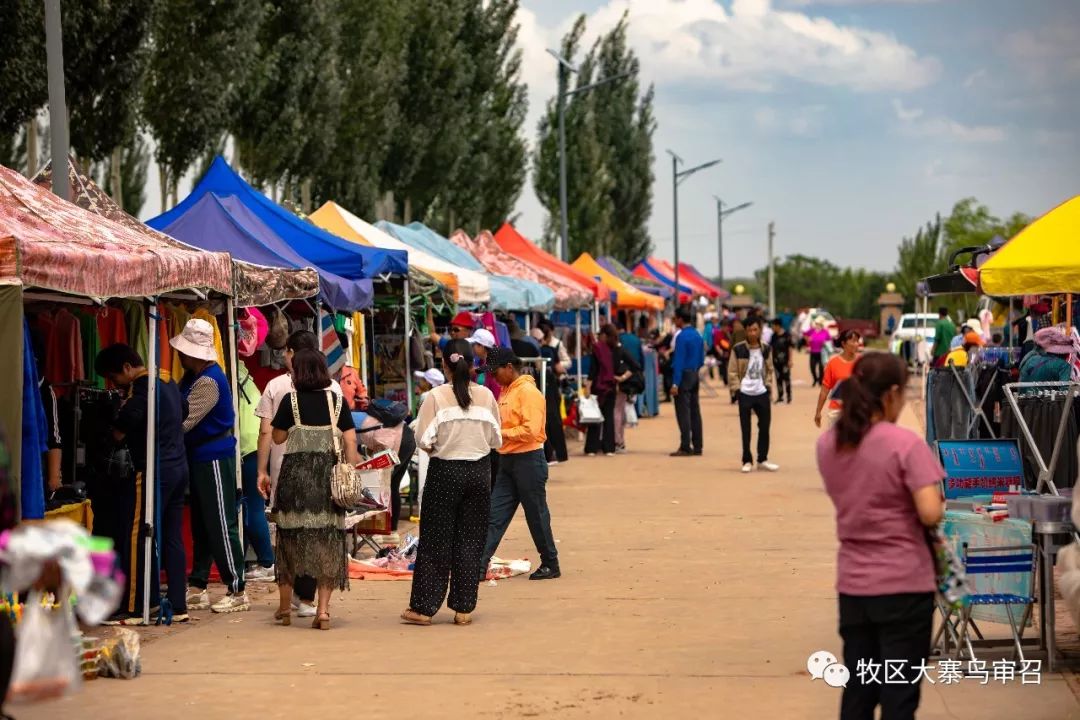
[954,544,1036,663]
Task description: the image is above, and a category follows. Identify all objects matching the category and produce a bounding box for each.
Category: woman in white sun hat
[172,318,249,614]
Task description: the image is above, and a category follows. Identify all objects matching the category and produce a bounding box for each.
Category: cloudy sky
[511,0,1080,280]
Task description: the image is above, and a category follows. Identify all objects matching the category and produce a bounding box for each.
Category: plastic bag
[577,396,603,424]
[9,592,80,703]
[97,628,141,679]
[625,401,638,427]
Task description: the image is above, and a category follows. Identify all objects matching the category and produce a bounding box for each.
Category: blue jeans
[241,453,274,568]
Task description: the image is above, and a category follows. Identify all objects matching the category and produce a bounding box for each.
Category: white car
[795,308,839,343]
[891,313,937,364]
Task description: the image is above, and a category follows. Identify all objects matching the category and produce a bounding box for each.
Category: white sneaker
[741,463,754,473]
[210,592,250,614]
[186,588,209,610]
[245,565,275,582]
[759,461,780,472]
[294,601,317,618]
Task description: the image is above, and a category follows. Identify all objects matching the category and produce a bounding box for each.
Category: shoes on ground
[245,564,275,582]
[585,452,597,457]
[186,588,209,611]
[692,450,703,456]
[759,461,780,472]
[211,592,250,614]
[529,565,561,580]
[669,449,693,457]
[741,463,754,473]
[615,446,627,454]
[292,600,317,618]
[604,452,616,457]
[548,460,560,466]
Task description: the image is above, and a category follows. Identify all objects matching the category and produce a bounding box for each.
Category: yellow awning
[571,252,665,311]
[309,202,460,300]
[980,196,1080,296]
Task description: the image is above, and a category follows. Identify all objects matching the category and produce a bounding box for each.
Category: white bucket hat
[413,368,446,387]
[170,318,218,362]
[467,328,497,349]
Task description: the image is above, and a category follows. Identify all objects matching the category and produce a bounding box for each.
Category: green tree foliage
[144,0,262,201]
[313,0,409,217]
[103,133,149,217]
[234,0,342,199]
[752,255,887,320]
[534,16,614,258]
[943,197,1030,261]
[534,13,655,263]
[436,0,528,233]
[0,0,46,138]
[894,214,944,311]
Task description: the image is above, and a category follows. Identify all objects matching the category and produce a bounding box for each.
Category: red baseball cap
[450,311,475,329]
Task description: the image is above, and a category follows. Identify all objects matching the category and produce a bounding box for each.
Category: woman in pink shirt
[806,318,831,387]
[816,353,944,720]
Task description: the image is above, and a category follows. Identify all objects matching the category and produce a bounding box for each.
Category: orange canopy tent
[572,252,664,311]
[493,223,612,302]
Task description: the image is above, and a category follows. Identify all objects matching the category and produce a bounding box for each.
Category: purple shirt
[807,329,831,354]
[816,422,944,596]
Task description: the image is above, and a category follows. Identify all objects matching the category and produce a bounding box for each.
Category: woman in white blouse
[401,339,501,626]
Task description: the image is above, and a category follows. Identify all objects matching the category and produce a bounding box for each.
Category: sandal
[274,608,291,627]
[400,608,432,626]
[312,612,330,631]
[453,612,472,626]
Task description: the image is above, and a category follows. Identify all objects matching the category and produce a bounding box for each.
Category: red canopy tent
[677,262,729,300]
[492,223,612,302]
[650,258,720,299]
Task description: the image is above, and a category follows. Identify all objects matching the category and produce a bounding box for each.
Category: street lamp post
[668,150,720,308]
[713,197,752,289]
[549,49,630,262]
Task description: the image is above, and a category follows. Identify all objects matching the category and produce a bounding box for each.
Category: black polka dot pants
[409,456,491,617]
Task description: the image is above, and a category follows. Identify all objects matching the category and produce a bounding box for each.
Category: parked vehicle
[890,313,937,365]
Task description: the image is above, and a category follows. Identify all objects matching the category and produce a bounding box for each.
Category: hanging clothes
[1001,397,1079,492]
[21,320,46,520]
[156,303,173,380]
[44,308,84,393]
[191,308,226,368]
[76,309,103,389]
[121,300,148,364]
[320,309,346,377]
[167,303,192,381]
[351,312,365,370]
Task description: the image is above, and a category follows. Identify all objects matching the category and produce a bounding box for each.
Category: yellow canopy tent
[980,195,1080,296]
[309,201,467,302]
[572,252,665,311]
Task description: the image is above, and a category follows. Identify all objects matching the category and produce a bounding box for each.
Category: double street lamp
[668,150,720,308]
[549,49,631,262]
[713,196,752,289]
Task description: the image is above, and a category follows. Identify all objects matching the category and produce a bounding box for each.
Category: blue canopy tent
[598,256,673,300]
[149,156,408,280]
[378,221,556,312]
[154,192,373,311]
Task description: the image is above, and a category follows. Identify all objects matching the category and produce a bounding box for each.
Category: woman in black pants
[816,354,945,720]
[539,337,568,464]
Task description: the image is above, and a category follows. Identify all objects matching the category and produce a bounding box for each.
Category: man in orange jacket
[480,348,560,580]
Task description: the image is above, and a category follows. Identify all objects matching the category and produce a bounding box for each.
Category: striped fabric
[321,309,346,377]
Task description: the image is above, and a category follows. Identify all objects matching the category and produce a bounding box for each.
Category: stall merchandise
[379,221,554,312]
[150,156,407,280]
[450,230,591,310]
[33,160,319,308]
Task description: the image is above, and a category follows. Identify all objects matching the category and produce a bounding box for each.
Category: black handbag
[619,371,645,396]
[104,445,134,481]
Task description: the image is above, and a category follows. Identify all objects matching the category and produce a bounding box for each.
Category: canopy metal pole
[142,300,158,625]
[360,310,370,392]
[593,300,600,333]
[404,278,413,413]
[575,310,583,394]
[226,299,241,494]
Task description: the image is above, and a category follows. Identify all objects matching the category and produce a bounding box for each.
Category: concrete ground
[22,359,1080,719]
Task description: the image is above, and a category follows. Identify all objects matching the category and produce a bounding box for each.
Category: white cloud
[892,98,1005,143]
[755,104,827,137]
[783,0,943,6]
[963,68,986,89]
[1004,25,1080,82]
[516,0,941,96]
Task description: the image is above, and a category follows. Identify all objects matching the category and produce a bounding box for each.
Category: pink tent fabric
[0,164,233,298]
[449,230,591,309]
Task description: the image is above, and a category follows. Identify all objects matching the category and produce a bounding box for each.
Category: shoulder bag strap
[290,391,302,427]
[325,390,345,462]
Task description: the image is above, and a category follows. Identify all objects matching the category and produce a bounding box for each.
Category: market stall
[676,261,729,301]
[1,162,235,626]
[631,258,695,304]
[571,252,664,312]
[597,255,674,303]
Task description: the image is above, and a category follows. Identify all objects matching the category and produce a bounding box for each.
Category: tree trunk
[159,163,168,214]
[170,174,178,208]
[283,175,293,207]
[26,118,38,177]
[403,196,412,224]
[301,178,312,214]
[110,146,124,209]
[448,209,455,237]
[272,180,279,204]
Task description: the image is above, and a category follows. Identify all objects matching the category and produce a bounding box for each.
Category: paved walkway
[23,361,1080,719]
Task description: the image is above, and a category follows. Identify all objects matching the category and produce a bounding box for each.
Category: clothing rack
[945,362,997,439]
[1002,380,1080,495]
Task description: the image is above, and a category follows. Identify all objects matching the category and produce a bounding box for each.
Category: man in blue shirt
[670,308,704,456]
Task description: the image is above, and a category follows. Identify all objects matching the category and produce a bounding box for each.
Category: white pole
[226,299,240,495]
[142,300,158,625]
[575,309,583,394]
[593,300,600,333]
[525,313,531,334]
[767,222,776,318]
[404,279,413,412]
[360,310,370,392]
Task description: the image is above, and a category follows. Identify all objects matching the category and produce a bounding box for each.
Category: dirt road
[21,361,1080,719]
